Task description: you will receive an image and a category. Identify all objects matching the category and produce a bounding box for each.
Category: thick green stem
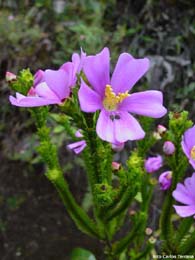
[47,172,102,239]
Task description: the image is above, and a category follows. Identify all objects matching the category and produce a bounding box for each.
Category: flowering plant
[7,48,195,259]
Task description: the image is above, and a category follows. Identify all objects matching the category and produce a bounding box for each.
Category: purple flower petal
[119,91,167,118]
[114,111,145,142]
[181,139,189,155]
[112,142,125,152]
[78,79,103,112]
[60,62,75,87]
[182,125,195,169]
[34,70,45,86]
[45,69,71,100]
[182,125,195,150]
[75,130,83,138]
[184,174,195,201]
[173,183,195,205]
[189,158,195,170]
[72,50,86,74]
[111,53,150,94]
[159,171,172,190]
[173,205,195,218]
[35,82,60,100]
[144,155,163,173]
[96,110,145,143]
[83,47,110,96]
[96,110,117,143]
[67,140,87,154]
[9,93,58,107]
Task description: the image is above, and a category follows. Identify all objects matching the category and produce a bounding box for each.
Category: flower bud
[157,124,167,135]
[111,162,121,171]
[145,227,153,235]
[6,71,17,82]
[75,129,83,138]
[159,171,172,190]
[46,168,61,181]
[163,141,175,155]
[149,236,156,244]
[129,209,136,216]
[67,140,86,154]
[153,131,161,140]
[144,155,163,173]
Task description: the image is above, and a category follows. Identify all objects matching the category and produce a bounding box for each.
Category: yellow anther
[103,84,130,111]
[191,146,195,160]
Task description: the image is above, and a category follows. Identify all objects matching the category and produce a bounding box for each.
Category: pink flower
[67,140,87,154]
[67,130,86,154]
[144,155,163,173]
[181,125,195,169]
[173,173,195,218]
[9,52,84,107]
[159,171,172,190]
[6,72,17,82]
[67,130,124,154]
[163,141,175,155]
[78,48,167,143]
[112,162,121,171]
[157,124,167,135]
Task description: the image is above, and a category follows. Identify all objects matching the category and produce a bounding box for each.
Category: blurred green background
[0,0,195,259]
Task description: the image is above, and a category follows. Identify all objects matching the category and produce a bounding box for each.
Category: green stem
[112,214,144,256]
[160,135,186,253]
[132,244,153,260]
[104,187,134,221]
[48,173,102,239]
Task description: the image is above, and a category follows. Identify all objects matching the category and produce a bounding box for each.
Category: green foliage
[160,111,194,253]
[94,183,113,207]
[136,117,156,156]
[167,111,193,142]
[9,68,33,95]
[49,113,77,140]
[104,151,143,222]
[178,229,195,254]
[112,213,146,256]
[0,9,46,69]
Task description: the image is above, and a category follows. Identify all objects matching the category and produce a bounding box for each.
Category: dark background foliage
[0,0,195,259]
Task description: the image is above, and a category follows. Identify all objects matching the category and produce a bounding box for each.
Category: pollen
[103,84,129,111]
[190,146,195,160]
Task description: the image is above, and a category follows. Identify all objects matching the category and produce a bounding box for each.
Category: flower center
[190,146,195,160]
[103,84,129,111]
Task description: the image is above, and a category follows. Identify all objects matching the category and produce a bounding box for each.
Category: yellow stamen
[103,84,129,111]
[191,146,195,160]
